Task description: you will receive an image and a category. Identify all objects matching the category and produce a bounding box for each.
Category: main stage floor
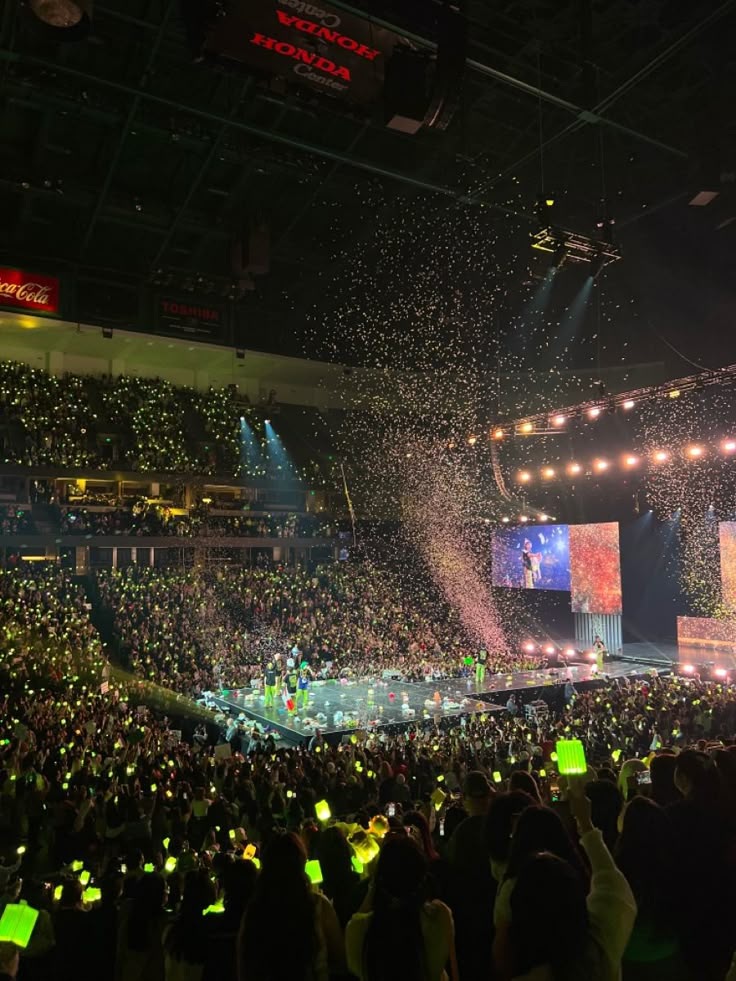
[211,657,660,742]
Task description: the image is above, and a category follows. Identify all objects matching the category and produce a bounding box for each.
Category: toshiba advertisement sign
[204,0,400,103]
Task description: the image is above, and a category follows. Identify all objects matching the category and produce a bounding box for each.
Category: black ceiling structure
[1,0,734,361]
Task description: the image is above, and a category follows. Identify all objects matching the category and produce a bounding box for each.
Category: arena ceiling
[0,0,734,366]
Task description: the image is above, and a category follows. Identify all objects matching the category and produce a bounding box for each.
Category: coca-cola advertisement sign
[0,268,61,315]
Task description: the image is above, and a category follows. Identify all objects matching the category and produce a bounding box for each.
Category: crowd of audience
[0,507,33,536]
[1,647,735,981]
[0,557,735,979]
[96,563,545,696]
[0,360,330,483]
[57,505,333,540]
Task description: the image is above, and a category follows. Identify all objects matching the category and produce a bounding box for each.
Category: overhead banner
[204,0,401,104]
[0,267,61,316]
[153,295,228,343]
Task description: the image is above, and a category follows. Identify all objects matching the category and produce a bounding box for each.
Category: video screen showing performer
[492,523,571,591]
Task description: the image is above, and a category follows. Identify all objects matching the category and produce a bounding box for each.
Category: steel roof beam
[77,0,178,257]
[325,0,686,158]
[0,49,533,220]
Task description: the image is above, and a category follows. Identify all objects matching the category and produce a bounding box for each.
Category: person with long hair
[238,831,344,981]
[163,869,216,981]
[402,810,444,899]
[668,750,736,980]
[116,872,168,981]
[345,835,458,981]
[317,826,367,929]
[496,778,636,981]
[614,797,687,980]
[203,859,257,981]
[494,804,588,932]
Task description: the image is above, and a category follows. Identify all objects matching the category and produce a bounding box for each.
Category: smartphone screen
[387,802,396,817]
[439,819,445,837]
[637,770,652,785]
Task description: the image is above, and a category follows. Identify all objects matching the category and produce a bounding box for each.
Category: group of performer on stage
[263,648,313,715]
[258,637,606,718]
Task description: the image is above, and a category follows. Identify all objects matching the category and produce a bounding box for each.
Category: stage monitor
[569,521,622,615]
[492,524,571,591]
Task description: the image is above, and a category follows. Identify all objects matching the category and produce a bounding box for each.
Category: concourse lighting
[542,467,556,479]
[668,389,681,399]
[501,516,510,523]
[523,642,536,653]
[538,513,549,522]
[567,462,582,475]
[653,450,670,463]
[493,428,505,440]
[467,435,478,446]
[587,407,601,419]
[686,445,704,458]
[519,422,534,434]
[518,471,531,483]
[622,399,635,410]
[551,414,566,427]
[593,459,609,472]
[723,440,736,453]
[624,455,639,467]
[519,515,529,523]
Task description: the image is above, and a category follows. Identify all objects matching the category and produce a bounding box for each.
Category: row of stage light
[521,646,732,682]
[484,362,736,442]
[513,439,736,485]
[681,663,731,681]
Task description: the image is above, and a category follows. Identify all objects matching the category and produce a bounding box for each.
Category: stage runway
[211,658,660,742]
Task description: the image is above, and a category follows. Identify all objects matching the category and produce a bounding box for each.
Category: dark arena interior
[0,1,736,979]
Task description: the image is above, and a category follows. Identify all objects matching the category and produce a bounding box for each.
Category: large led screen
[492,524,571,591]
[569,522,622,615]
[719,522,736,609]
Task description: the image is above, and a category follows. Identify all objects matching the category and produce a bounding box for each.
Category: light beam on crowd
[264,419,298,481]
[550,277,593,359]
[239,416,262,475]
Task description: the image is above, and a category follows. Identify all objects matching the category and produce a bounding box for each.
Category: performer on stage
[521,540,542,588]
[283,657,299,717]
[593,634,608,673]
[475,648,488,687]
[296,663,312,712]
[263,660,278,709]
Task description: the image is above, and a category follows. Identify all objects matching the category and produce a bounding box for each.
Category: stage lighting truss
[487,363,736,443]
[531,226,621,271]
[506,437,736,486]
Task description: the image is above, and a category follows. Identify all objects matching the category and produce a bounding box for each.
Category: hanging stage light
[29,0,92,39]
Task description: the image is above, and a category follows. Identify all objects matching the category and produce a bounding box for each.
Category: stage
[211,657,661,743]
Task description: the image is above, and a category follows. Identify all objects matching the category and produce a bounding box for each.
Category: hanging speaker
[383,6,467,135]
